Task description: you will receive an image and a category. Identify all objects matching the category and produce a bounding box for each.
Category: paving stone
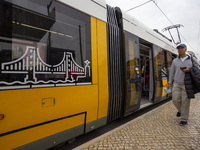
[76,93,200,150]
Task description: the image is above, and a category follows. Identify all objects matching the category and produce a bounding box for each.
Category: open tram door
[123,33,142,115]
[123,33,155,115]
[139,44,154,108]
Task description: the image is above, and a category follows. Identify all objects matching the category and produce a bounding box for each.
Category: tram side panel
[86,16,109,132]
[96,18,109,120]
[0,1,108,150]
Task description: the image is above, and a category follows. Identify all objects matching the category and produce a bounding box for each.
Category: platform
[74,93,200,150]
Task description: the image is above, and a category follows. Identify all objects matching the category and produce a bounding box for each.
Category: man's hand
[182,67,190,73]
[167,84,171,89]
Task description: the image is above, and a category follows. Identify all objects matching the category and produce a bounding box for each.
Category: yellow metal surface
[0,114,84,150]
[162,79,168,96]
[0,83,99,149]
[91,17,98,85]
[96,19,109,119]
[0,85,98,134]
[42,97,55,107]
[0,16,109,150]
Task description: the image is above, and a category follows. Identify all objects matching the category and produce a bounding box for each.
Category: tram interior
[140,45,152,108]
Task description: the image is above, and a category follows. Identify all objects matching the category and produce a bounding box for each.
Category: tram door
[124,32,142,114]
[153,46,169,102]
[140,44,154,108]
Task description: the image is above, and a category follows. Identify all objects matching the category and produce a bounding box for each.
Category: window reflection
[153,46,169,99]
[125,31,141,110]
[0,0,91,89]
[167,52,172,77]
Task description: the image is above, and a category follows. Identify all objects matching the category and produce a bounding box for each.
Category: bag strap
[191,55,194,67]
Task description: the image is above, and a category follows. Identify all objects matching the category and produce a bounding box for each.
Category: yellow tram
[0,0,177,149]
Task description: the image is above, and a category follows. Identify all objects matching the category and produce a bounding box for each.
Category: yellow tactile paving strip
[74,94,200,150]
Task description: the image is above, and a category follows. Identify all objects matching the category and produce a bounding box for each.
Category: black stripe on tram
[0,111,87,137]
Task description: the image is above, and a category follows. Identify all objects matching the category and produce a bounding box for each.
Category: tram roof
[122,11,177,54]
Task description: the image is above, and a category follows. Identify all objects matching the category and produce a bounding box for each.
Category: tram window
[154,48,169,79]
[166,52,172,77]
[125,32,140,81]
[153,45,168,99]
[0,0,91,88]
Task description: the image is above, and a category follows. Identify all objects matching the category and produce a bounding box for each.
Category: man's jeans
[172,83,191,121]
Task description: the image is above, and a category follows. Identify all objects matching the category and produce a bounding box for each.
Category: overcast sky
[106,0,200,59]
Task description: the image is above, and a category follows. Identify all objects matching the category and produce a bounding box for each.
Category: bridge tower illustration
[1,46,90,85]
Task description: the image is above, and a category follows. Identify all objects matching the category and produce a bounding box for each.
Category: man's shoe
[180,121,187,126]
[176,112,181,117]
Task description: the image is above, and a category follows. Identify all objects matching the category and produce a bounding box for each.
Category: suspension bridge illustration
[0,46,91,89]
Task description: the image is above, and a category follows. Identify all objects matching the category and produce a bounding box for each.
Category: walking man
[168,44,194,126]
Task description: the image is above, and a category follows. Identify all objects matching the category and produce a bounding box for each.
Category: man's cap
[176,43,187,49]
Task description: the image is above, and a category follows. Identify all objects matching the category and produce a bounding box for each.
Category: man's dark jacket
[184,56,200,99]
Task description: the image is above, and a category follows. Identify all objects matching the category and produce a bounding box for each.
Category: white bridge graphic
[0,46,91,88]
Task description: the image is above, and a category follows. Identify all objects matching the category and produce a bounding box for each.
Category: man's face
[177,47,186,55]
